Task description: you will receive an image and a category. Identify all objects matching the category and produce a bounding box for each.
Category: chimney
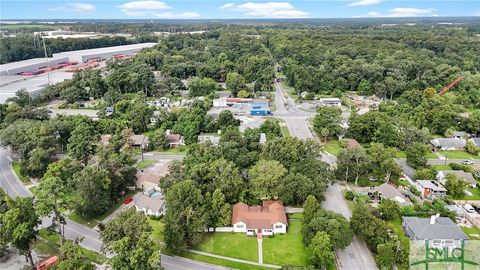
[430,213,440,225]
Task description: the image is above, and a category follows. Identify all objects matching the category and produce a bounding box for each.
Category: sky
[1,0,479,20]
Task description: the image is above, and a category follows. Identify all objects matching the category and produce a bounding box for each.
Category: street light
[444,148,448,165]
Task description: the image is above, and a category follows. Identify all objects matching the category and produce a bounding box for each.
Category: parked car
[461,160,474,165]
[463,204,475,213]
[473,205,480,214]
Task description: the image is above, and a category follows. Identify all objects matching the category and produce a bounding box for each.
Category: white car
[463,204,475,213]
[461,160,474,165]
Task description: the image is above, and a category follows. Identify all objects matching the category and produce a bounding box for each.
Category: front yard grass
[136,159,157,170]
[462,187,480,200]
[68,190,138,227]
[196,232,258,262]
[181,252,272,270]
[430,164,453,170]
[148,218,165,243]
[461,227,480,240]
[12,161,31,184]
[386,218,409,270]
[396,151,438,159]
[322,140,342,156]
[263,220,310,266]
[439,150,479,160]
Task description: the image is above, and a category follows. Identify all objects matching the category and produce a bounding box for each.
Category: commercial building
[52,43,156,63]
[0,43,157,103]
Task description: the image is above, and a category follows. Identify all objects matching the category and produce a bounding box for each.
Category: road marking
[0,160,21,196]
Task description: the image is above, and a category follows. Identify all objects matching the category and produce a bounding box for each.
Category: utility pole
[41,36,51,86]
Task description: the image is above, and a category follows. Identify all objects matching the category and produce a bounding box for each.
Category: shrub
[344,191,355,201]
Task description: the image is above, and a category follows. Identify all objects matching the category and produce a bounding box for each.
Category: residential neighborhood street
[273,82,378,270]
[0,147,227,270]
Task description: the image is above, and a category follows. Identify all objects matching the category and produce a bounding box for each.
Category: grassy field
[12,161,31,184]
[68,190,138,227]
[281,82,299,100]
[153,147,188,155]
[430,164,453,170]
[263,220,310,266]
[396,151,439,159]
[323,140,342,156]
[462,187,480,200]
[461,227,480,240]
[196,232,258,262]
[136,159,157,170]
[439,150,479,160]
[37,228,106,264]
[281,126,290,138]
[181,252,273,270]
[148,219,165,243]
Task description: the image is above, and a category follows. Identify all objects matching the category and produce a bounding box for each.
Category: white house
[232,200,288,236]
[133,192,166,217]
[319,98,342,107]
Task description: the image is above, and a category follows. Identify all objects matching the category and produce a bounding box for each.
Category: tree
[302,209,353,249]
[164,180,205,251]
[307,231,335,268]
[278,173,315,205]
[335,148,368,185]
[188,77,218,97]
[466,140,480,155]
[205,158,245,202]
[100,207,152,252]
[20,146,55,178]
[148,128,169,151]
[406,142,429,169]
[249,159,287,200]
[444,128,455,138]
[216,110,240,130]
[67,122,98,161]
[1,197,40,266]
[73,166,111,217]
[226,72,247,97]
[206,189,231,231]
[375,241,397,270]
[36,176,71,246]
[108,234,162,270]
[53,241,95,270]
[367,143,402,183]
[378,199,401,220]
[261,137,321,169]
[259,119,282,139]
[313,106,342,140]
[444,173,468,198]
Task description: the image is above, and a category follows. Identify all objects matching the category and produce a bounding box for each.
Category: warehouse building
[52,43,157,63]
[0,57,69,76]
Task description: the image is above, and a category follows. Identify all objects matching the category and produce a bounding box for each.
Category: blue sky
[1,0,479,19]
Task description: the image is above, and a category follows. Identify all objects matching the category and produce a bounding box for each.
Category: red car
[124,197,133,204]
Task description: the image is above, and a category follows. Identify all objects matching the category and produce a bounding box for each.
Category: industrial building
[0,43,157,103]
[52,43,156,63]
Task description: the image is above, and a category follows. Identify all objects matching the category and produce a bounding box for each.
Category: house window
[275,225,283,229]
[264,229,272,232]
[236,224,244,228]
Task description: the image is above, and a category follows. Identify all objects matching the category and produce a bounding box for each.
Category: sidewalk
[188,250,281,269]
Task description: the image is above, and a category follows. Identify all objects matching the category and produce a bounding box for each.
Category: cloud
[155,12,201,19]
[219,3,235,9]
[356,7,438,17]
[118,0,171,16]
[348,0,381,7]
[50,3,95,13]
[220,2,309,18]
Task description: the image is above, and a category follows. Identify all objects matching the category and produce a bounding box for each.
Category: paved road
[272,83,378,270]
[0,148,226,270]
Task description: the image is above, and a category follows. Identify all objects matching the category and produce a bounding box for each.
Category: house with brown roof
[345,138,361,149]
[166,130,184,148]
[232,200,288,236]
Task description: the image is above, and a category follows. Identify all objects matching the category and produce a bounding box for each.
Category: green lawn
[281,126,290,138]
[68,190,138,227]
[38,228,106,264]
[182,252,272,270]
[396,151,407,158]
[136,159,157,170]
[430,164,453,170]
[263,220,310,266]
[461,227,480,240]
[148,219,165,243]
[281,82,298,100]
[396,151,438,159]
[439,150,479,160]
[427,152,440,159]
[12,161,31,184]
[323,140,342,156]
[462,187,480,200]
[386,218,409,270]
[153,147,188,155]
[196,232,258,262]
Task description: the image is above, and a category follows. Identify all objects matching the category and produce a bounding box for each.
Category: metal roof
[53,43,157,58]
[402,216,468,240]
